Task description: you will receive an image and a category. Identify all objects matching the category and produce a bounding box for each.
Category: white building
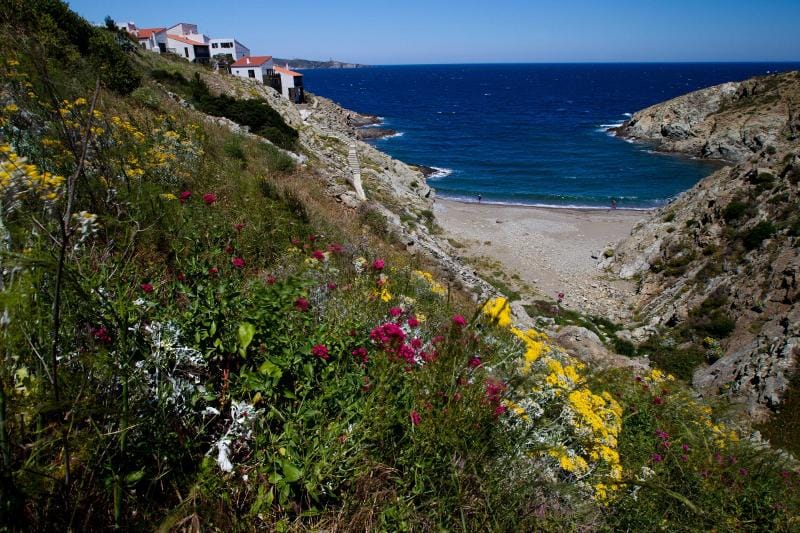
[209,38,250,62]
[230,56,275,82]
[136,27,167,53]
[274,65,305,103]
[166,33,211,63]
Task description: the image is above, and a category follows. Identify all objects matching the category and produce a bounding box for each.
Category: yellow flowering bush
[412,269,446,296]
[0,142,64,209]
[482,297,623,501]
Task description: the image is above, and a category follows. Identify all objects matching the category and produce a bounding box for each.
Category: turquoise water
[302,63,799,208]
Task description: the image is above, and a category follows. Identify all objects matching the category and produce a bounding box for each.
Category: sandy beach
[435,199,650,322]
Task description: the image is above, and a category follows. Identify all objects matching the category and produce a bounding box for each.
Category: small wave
[380,132,404,139]
[428,167,453,179]
[438,194,655,211]
[623,112,632,117]
[599,122,625,129]
[562,176,578,180]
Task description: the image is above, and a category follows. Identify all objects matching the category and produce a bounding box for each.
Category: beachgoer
[611,198,617,210]
[478,194,482,203]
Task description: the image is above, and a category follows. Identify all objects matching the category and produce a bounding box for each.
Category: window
[184,47,189,57]
[248,69,255,78]
[221,42,233,48]
[212,43,218,48]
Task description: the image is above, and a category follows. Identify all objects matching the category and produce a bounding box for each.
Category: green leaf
[238,322,256,356]
[125,469,145,484]
[259,359,282,379]
[282,462,301,483]
[268,472,283,484]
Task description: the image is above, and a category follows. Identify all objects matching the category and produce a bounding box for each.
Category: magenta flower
[372,258,385,271]
[202,193,217,205]
[311,250,326,261]
[327,282,337,290]
[655,429,670,440]
[651,453,664,463]
[176,272,186,282]
[653,396,664,405]
[208,267,219,276]
[327,243,343,253]
[407,316,420,328]
[410,410,421,426]
[179,191,191,203]
[493,404,507,418]
[351,346,368,363]
[294,297,310,312]
[140,282,154,294]
[682,443,690,453]
[452,315,467,327]
[231,257,245,268]
[468,357,482,369]
[92,326,112,344]
[234,223,245,232]
[311,344,330,360]
[389,307,402,317]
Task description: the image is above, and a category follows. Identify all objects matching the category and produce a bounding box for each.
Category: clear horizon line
[344,60,800,67]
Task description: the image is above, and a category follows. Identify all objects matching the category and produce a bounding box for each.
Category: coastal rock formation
[610,70,800,419]
[617,71,800,162]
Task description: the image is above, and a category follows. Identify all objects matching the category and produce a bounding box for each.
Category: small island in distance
[272,57,369,69]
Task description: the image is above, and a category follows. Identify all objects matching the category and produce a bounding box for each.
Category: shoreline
[434,198,646,322]
[437,195,658,213]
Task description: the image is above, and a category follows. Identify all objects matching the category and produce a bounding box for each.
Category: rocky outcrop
[617,71,800,162]
[608,71,800,420]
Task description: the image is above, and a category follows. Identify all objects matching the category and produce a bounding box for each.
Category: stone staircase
[347,143,367,201]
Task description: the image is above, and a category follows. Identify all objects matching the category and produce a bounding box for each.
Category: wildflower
[410,338,423,350]
[232,257,245,268]
[372,258,385,271]
[234,223,245,232]
[651,453,663,463]
[92,326,112,344]
[202,193,217,205]
[493,404,507,417]
[208,267,219,276]
[452,315,467,327]
[327,282,337,290]
[351,347,368,363]
[225,245,234,254]
[655,429,670,440]
[653,396,664,405]
[410,410,421,426]
[482,297,512,327]
[327,243,343,253]
[682,443,690,452]
[294,297,310,312]
[408,316,420,328]
[176,272,186,282]
[468,357,482,369]
[311,344,330,360]
[267,275,276,284]
[140,283,154,294]
[680,454,689,462]
[160,193,177,201]
[739,468,748,477]
[389,307,402,317]
[556,291,565,304]
[311,250,326,261]
[179,191,191,203]
[661,441,671,449]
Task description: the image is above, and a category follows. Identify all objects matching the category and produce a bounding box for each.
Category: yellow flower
[482,297,512,327]
[159,193,177,201]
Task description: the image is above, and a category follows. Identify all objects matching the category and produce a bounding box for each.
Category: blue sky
[67,0,800,64]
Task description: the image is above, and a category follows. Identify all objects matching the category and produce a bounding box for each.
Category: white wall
[210,39,250,61]
[231,61,274,83]
[167,36,197,61]
[167,23,198,35]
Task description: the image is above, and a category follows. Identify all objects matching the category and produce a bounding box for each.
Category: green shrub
[722,199,750,223]
[742,220,776,250]
[223,136,246,162]
[613,337,636,357]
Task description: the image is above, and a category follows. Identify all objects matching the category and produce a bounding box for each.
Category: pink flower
[234,223,245,232]
[294,297,310,312]
[327,243,343,253]
[372,258,385,271]
[493,404,507,418]
[140,283,154,294]
[179,191,191,203]
[351,346,368,363]
[327,282,337,290]
[651,453,664,463]
[202,193,217,205]
[680,454,689,462]
[682,443,690,453]
[410,410,421,426]
[92,326,112,344]
[653,396,664,405]
[410,337,423,350]
[231,257,245,268]
[739,468,749,477]
[468,357,482,369]
[452,315,467,327]
[308,234,318,242]
[407,316,419,328]
[311,344,330,360]
[176,272,186,282]
[291,238,301,246]
[208,267,219,276]
[311,250,326,261]
[389,307,402,317]
[225,245,234,254]
[267,275,276,284]
[655,429,670,440]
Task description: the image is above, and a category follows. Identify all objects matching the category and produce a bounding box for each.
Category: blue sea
[302,63,800,209]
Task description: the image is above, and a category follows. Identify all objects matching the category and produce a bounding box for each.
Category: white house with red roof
[230,55,275,82]
[137,27,167,53]
[166,33,211,63]
[274,65,305,103]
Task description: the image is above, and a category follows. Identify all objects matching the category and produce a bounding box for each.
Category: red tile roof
[166,34,207,46]
[231,56,273,68]
[137,27,165,39]
[275,65,302,77]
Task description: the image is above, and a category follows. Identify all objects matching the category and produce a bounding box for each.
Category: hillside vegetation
[1,2,799,531]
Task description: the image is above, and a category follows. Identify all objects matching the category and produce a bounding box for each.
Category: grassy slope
[1,3,799,531]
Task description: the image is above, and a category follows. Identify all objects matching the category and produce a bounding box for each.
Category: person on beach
[478,194,482,203]
[611,198,617,210]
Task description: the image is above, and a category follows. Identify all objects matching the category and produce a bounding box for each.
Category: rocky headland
[609,70,800,420]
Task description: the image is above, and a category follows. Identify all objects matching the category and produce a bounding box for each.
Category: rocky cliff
[608,71,800,420]
[617,71,800,162]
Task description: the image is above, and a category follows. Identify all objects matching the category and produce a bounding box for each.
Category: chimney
[246,57,250,64]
